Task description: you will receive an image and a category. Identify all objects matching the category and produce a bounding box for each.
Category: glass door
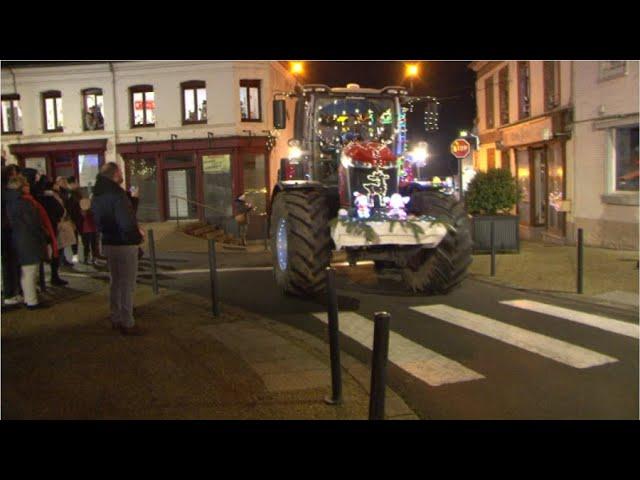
[516,149,531,225]
[546,143,565,236]
[164,168,197,219]
[241,152,267,239]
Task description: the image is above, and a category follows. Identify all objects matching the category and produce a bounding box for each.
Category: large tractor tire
[269,189,332,296]
[401,190,472,294]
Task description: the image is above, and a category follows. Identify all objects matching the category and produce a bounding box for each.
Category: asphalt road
[139,250,639,420]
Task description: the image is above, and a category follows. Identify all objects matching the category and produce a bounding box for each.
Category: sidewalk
[469,240,639,309]
[1,280,417,420]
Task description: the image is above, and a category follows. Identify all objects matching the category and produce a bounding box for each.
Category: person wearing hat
[79,197,99,265]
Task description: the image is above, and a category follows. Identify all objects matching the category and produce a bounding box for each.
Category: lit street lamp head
[290,61,304,76]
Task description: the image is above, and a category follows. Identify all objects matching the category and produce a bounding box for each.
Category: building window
[599,61,627,81]
[543,61,560,111]
[130,85,155,128]
[240,80,262,122]
[1,94,22,134]
[613,126,639,192]
[517,61,530,120]
[181,81,207,125]
[42,90,63,132]
[498,67,509,126]
[82,88,105,131]
[484,77,495,130]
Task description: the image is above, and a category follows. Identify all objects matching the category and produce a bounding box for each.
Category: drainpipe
[109,62,119,167]
[570,61,577,243]
[9,68,18,94]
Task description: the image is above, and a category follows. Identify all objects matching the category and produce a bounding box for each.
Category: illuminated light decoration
[380,109,393,125]
[362,168,391,207]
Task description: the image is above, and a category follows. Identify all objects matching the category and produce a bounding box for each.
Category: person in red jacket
[79,197,99,265]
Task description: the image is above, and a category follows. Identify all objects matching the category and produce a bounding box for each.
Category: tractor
[268,83,472,296]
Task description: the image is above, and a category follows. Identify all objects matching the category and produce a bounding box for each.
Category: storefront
[500,110,571,241]
[9,139,107,196]
[117,136,270,238]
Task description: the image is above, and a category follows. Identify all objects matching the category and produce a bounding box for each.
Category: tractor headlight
[409,142,429,166]
[288,139,302,160]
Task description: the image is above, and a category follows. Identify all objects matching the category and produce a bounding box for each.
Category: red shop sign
[134,100,155,110]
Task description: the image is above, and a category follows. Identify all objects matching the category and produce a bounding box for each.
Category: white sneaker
[3,295,23,305]
[72,254,79,264]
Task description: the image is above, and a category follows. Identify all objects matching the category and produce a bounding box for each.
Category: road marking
[312,311,484,387]
[500,299,639,339]
[411,305,618,369]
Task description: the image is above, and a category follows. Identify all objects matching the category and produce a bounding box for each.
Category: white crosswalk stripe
[312,311,484,387]
[500,299,639,339]
[410,305,618,369]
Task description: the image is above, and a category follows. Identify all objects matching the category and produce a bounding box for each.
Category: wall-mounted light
[170,134,178,150]
[135,136,143,153]
[207,132,214,148]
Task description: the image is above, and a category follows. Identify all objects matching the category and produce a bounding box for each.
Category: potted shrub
[465,168,521,253]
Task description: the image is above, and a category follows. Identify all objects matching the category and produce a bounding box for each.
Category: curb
[257,316,420,420]
[470,274,639,314]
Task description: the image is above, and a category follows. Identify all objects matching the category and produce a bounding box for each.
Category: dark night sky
[302,61,476,177]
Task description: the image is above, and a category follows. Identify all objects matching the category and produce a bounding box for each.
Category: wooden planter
[471,214,520,253]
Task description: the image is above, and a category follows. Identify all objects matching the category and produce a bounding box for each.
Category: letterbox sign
[450,138,471,159]
[202,154,230,174]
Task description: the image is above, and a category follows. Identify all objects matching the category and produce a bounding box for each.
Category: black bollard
[324,267,342,405]
[369,311,391,420]
[208,239,220,316]
[577,228,584,294]
[490,220,496,277]
[147,229,159,295]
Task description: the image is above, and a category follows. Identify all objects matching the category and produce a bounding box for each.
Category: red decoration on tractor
[343,141,396,166]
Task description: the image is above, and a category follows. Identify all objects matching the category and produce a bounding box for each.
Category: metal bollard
[147,229,159,295]
[577,228,584,294]
[208,239,220,316]
[490,220,496,277]
[324,267,342,405]
[369,311,391,421]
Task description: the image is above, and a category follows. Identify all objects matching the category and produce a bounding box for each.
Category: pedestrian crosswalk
[312,298,636,388]
[499,299,639,339]
[312,312,484,386]
[410,305,617,369]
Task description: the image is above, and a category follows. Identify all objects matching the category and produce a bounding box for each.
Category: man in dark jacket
[92,162,144,335]
[6,175,48,309]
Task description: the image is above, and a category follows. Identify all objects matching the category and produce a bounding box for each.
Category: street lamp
[405,63,420,92]
[290,61,304,76]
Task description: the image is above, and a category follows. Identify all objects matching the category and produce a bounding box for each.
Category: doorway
[164,168,197,219]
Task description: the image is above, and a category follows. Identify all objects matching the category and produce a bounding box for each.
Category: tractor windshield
[314,96,397,152]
